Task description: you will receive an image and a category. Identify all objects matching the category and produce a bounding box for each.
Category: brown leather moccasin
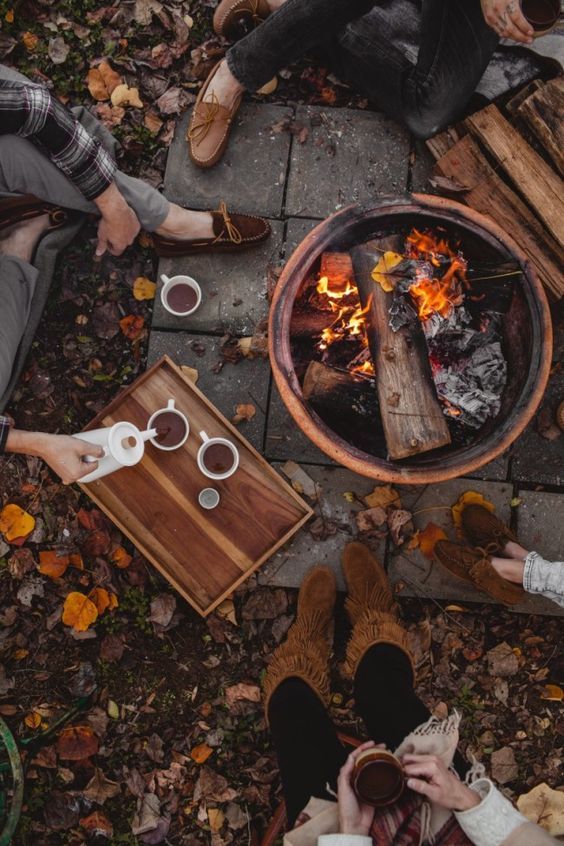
[151,201,270,256]
[213,0,271,40]
[461,504,517,553]
[435,540,524,606]
[0,194,67,233]
[187,62,243,168]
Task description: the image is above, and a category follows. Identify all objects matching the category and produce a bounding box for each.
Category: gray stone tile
[259,464,386,590]
[465,452,509,482]
[152,220,284,335]
[163,103,293,217]
[515,490,564,563]
[283,217,321,259]
[147,331,270,452]
[264,380,337,465]
[285,106,410,218]
[409,139,435,193]
[388,479,562,614]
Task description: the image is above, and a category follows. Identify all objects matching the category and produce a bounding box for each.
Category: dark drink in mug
[521,0,560,34]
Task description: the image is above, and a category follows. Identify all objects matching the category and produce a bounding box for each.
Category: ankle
[491,557,525,585]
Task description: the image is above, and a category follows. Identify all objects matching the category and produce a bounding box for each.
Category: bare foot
[503,539,529,560]
[154,204,215,241]
[0,214,50,263]
[204,59,245,109]
[491,556,525,585]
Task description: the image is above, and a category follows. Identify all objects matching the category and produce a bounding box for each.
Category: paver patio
[151,102,564,616]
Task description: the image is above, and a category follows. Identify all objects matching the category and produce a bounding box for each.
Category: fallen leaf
[25,711,41,729]
[48,36,69,64]
[486,641,519,677]
[241,589,287,620]
[451,490,495,528]
[111,82,143,109]
[133,276,157,301]
[80,810,113,838]
[83,768,121,804]
[388,508,413,546]
[490,746,518,784]
[194,767,237,803]
[232,403,256,424]
[180,365,199,383]
[208,808,225,833]
[517,783,564,835]
[87,60,123,100]
[417,522,448,558]
[89,587,118,614]
[57,725,99,760]
[0,503,35,542]
[191,743,213,764]
[144,111,163,134]
[145,733,164,763]
[364,485,401,509]
[38,550,70,579]
[100,634,125,663]
[132,792,162,836]
[355,506,387,535]
[62,592,98,632]
[110,546,132,569]
[225,802,247,831]
[8,548,35,579]
[540,684,563,701]
[107,699,119,719]
[120,314,145,340]
[257,77,278,95]
[280,460,318,499]
[22,31,39,51]
[148,594,176,627]
[216,599,237,626]
[371,251,404,292]
[225,683,261,708]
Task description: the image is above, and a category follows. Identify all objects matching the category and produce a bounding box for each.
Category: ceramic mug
[160,274,202,317]
[197,431,239,480]
[351,749,405,808]
[521,0,560,35]
[148,399,190,451]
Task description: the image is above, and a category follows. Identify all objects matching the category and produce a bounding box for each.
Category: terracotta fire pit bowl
[269,194,552,484]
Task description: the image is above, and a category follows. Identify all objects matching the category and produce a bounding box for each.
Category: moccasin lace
[474,542,499,561]
[232,0,264,25]
[215,200,242,244]
[187,93,223,144]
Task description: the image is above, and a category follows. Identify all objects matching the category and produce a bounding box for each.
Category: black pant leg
[354,644,467,777]
[268,678,347,827]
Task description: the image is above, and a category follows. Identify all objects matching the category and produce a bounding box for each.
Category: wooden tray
[79,356,312,616]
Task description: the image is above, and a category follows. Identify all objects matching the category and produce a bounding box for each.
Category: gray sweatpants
[0,63,170,400]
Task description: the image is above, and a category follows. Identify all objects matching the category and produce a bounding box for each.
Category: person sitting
[0,63,270,482]
[263,542,557,844]
[187,0,534,167]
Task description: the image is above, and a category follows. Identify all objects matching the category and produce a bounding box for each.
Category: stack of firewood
[426,77,564,300]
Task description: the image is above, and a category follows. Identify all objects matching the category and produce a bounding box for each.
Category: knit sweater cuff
[454,778,528,846]
[318,836,372,846]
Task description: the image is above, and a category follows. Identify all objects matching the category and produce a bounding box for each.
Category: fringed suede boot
[263,565,337,720]
[341,542,415,680]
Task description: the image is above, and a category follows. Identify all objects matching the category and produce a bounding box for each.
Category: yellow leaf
[110,546,132,569]
[25,711,41,729]
[540,684,563,701]
[110,83,143,109]
[133,276,156,301]
[180,365,199,383]
[208,808,224,833]
[517,783,564,835]
[364,485,401,509]
[70,553,84,570]
[191,743,213,764]
[418,522,448,559]
[445,604,467,612]
[22,31,39,51]
[451,490,495,529]
[39,550,70,579]
[257,77,278,95]
[5,9,14,22]
[14,648,29,660]
[89,587,118,614]
[0,503,35,542]
[62,592,98,632]
[371,251,404,292]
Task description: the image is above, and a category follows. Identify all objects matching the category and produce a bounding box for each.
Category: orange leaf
[22,31,39,51]
[70,553,84,570]
[39,550,70,579]
[86,60,122,101]
[88,587,118,614]
[451,490,495,529]
[119,314,145,340]
[110,546,132,569]
[25,711,41,730]
[57,725,99,760]
[418,522,448,558]
[133,276,156,301]
[191,743,213,764]
[80,811,113,837]
[0,503,35,542]
[62,592,98,631]
[540,684,563,701]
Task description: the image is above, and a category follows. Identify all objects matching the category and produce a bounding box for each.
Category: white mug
[197,431,239,480]
[160,274,202,317]
[147,399,190,451]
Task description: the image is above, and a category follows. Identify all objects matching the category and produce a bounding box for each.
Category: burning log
[290,309,335,338]
[351,237,451,460]
[319,252,355,291]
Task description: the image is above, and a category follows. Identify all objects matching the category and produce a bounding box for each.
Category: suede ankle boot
[341,542,414,680]
[262,565,336,718]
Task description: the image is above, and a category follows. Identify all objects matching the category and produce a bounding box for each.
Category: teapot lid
[108,422,145,466]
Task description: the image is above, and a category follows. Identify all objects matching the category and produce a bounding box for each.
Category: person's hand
[337,741,381,836]
[480,0,534,43]
[94,182,141,257]
[402,754,481,812]
[36,433,105,484]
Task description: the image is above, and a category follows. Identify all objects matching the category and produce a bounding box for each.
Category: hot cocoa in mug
[197,431,239,480]
[351,749,405,807]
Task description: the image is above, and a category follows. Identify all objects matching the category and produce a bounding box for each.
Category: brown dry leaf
[208,808,225,833]
[371,251,404,292]
[355,506,387,536]
[216,598,237,626]
[87,60,123,100]
[80,810,114,838]
[57,725,99,760]
[24,711,41,729]
[486,642,519,677]
[144,110,163,134]
[62,592,98,632]
[417,522,448,558]
[490,747,518,785]
[88,587,118,615]
[111,83,143,109]
[133,276,156,301]
[388,509,413,547]
[540,684,563,701]
[191,743,214,765]
[83,768,121,804]
[119,314,145,340]
[451,490,495,528]
[110,546,132,569]
[180,365,199,383]
[0,503,35,542]
[232,403,256,425]
[22,31,39,51]
[517,783,564,835]
[38,550,70,579]
[225,683,261,709]
[364,485,401,509]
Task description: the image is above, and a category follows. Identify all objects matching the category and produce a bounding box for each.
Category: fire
[316,275,356,300]
[407,228,457,267]
[407,229,467,321]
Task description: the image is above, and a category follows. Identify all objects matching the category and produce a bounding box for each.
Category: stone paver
[516,490,564,562]
[410,139,435,193]
[164,104,293,217]
[465,453,509,482]
[153,220,284,335]
[285,106,411,218]
[259,464,386,590]
[147,331,270,453]
[264,381,337,466]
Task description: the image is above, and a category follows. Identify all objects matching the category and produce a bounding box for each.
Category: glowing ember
[316,275,356,299]
[407,230,467,322]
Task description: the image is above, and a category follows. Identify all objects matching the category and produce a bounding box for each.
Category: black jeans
[227,0,499,139]
[268,643,467,828]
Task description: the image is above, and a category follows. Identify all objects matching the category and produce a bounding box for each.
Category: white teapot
[74,421,157,484]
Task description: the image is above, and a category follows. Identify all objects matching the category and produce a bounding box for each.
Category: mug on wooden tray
[197,431,239,480]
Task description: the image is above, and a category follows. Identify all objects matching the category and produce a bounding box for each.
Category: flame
[316,275,356,300]
[350,360,375,376]
[407,229,467,321]
[407,228,456,267]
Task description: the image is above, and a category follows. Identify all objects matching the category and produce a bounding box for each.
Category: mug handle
[199,430,209,443]
[167,398,175,410]
[160,274,170,285]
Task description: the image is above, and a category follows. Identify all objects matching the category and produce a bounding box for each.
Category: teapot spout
[140,427,158,442]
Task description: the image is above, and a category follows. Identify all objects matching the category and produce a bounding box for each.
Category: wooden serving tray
[79,356,312,616]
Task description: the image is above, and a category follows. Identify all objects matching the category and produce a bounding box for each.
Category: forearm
[5,428,50,458]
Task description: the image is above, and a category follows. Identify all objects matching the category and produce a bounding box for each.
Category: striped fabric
[369,790,473,845]
[0,414,11,453]
[0,78,116,200]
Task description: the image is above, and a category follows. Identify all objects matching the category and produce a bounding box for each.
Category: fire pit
[269,195,552,483]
